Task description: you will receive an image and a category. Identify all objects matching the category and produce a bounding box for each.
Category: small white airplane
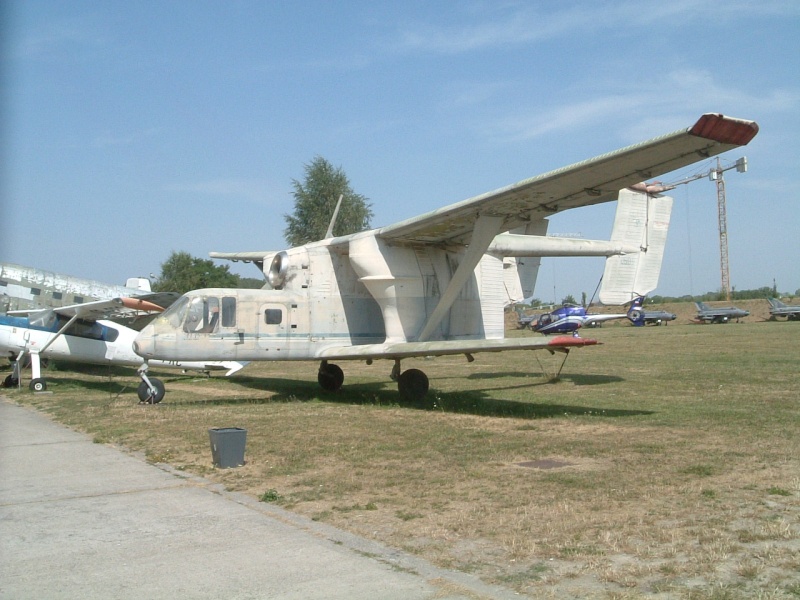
[133,113,758,402]
[1,264,246,399]
[0,302,245,399]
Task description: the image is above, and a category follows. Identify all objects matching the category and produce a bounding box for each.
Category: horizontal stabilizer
[600,189,673,304]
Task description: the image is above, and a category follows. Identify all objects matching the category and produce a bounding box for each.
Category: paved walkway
[0,399,523,600]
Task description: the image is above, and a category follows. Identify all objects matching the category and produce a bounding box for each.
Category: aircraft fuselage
[134,234,506,363]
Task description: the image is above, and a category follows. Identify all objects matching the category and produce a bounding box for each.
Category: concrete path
[0,399,522,600]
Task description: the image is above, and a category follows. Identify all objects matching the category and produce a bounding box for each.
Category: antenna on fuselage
[324,194,344,239]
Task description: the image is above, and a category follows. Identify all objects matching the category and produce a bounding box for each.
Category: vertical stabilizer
[502,219,548,304]
[599,189,673,304]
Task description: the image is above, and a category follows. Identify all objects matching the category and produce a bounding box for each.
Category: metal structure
[656,157,748,301]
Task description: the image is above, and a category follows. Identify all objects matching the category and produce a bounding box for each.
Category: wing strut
[38,314,81,354]
[416,215,504,342]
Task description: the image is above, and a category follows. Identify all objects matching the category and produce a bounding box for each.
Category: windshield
[160,296,190,329]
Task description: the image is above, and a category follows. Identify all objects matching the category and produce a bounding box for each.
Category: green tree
[283,156,373,246]
[152,251,240,294]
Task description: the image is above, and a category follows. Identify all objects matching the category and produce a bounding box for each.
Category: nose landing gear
[137,363,165,404]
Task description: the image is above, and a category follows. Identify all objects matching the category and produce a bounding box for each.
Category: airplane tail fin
[599,189,673,305]
[626,296,646,326]
[501,220,548,304]
[126,277,152,292]
[767,297,785,309]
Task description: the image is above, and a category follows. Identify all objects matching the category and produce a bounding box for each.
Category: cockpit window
[163,296,190,329]
[183,296,220,333]
[103,325,120,342]
[29,310,57,329]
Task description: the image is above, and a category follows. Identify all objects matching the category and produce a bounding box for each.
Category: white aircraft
[0,302,245,398]
[1,263,245,398]
[133,113,758,403]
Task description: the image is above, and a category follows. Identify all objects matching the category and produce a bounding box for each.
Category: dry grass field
[5,314,799,599]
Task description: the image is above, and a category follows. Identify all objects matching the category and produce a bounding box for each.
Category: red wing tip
[689,113,759,146]
[548,336,600,347]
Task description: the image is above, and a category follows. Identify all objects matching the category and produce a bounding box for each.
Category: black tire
[137,378,165,404]
[2,374,18,388]
[397,368,429,403]
[29,378,47,392]
[318,363,344,391]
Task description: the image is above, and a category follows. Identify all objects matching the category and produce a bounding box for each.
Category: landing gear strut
[137,363,165,404]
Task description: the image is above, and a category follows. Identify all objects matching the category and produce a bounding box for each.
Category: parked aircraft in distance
[641,309,677,325]
[767,297,800,321]
[694,301,750,324]
[133,113,758,403]
[1,263,245,398]
[529,297,646,334]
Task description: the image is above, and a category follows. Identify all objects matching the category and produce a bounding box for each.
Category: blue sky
[3,1,799,303]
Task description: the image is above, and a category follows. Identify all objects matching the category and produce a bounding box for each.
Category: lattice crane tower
[655,157,748,302]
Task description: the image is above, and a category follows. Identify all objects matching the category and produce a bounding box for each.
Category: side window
[183,296,220,333]
[264,308,282,325]
[31,288,41,296]
[201,297,220,333]
[183,297,205,332]
[221,297,236,328]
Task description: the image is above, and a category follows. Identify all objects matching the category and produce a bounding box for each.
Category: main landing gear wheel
[137,378,165,404]
[29,378,47,392]
[397,368,429,403]
[318,362,344,392]
[2,374,19,388]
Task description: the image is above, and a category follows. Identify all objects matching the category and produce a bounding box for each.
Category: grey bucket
[208,427,247,468]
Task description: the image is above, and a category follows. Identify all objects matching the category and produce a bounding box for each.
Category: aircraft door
[258,303,289,357]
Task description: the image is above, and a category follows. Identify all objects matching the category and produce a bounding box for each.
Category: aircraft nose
[133,327,154,358]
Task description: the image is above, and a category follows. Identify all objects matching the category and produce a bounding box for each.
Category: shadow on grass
[466,371,624,386]
[162,373,651,420]
[20,365,212,396]
[28,364,649,420]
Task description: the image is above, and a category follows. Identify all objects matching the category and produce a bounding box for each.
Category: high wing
[211,114,757,263]
[9,296,168,321]
[373,114,757,246]
[316,335,597,361]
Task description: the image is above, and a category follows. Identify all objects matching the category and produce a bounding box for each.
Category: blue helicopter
[527,296,646,335]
